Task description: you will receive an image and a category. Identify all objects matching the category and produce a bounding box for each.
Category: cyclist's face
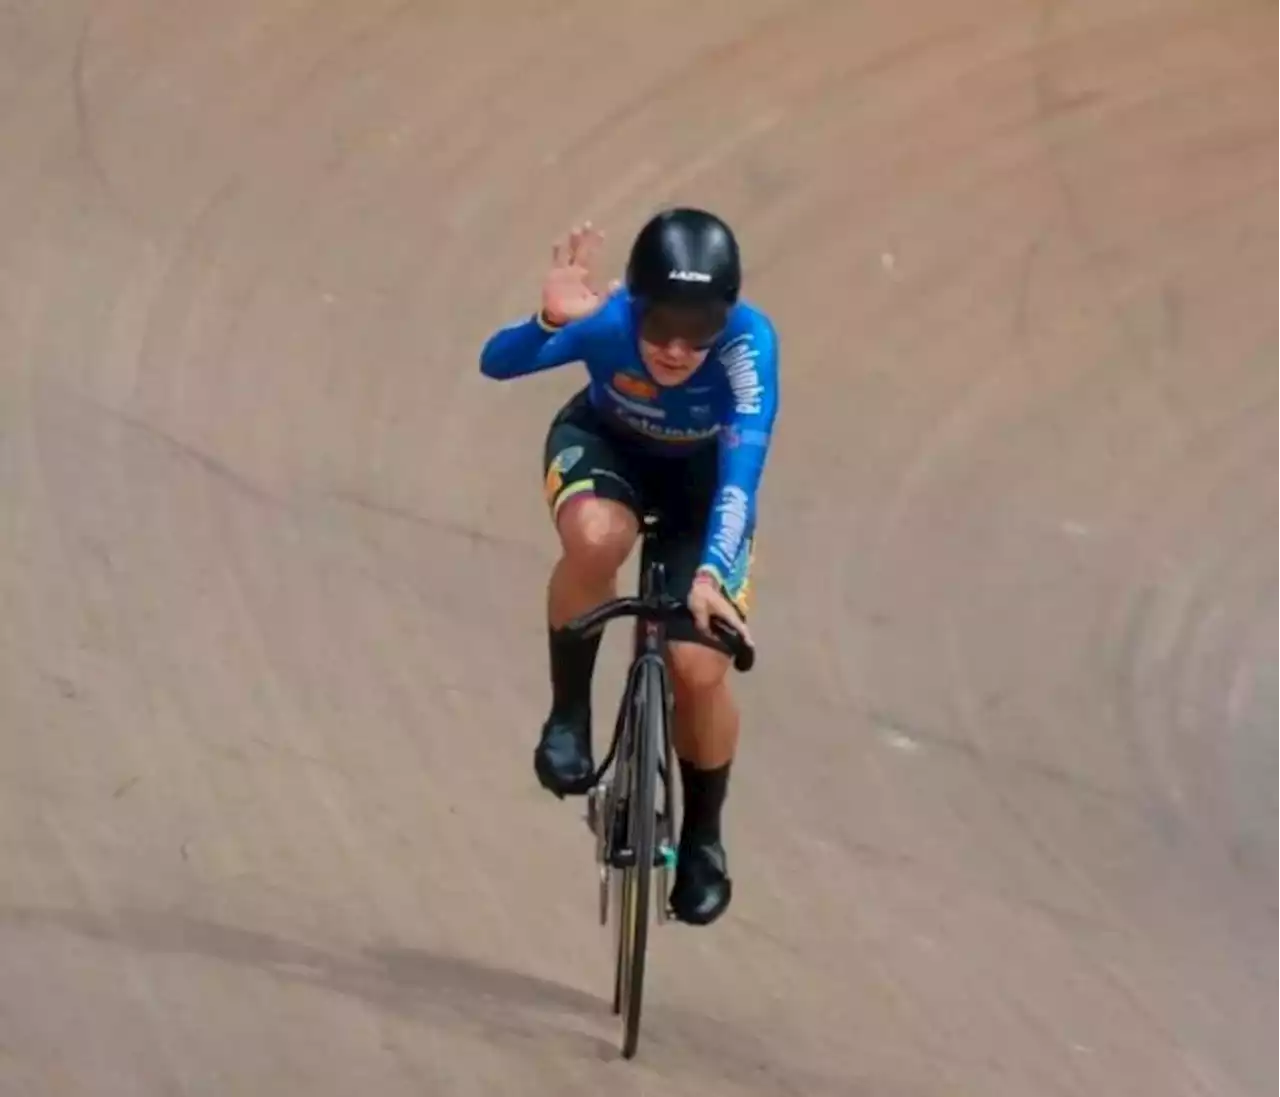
[638,337,708,385]
[636,303,726,386]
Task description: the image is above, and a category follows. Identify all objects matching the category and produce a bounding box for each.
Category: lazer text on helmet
[667,269,713,283]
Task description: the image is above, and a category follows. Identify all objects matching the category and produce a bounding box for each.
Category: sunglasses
[636,303,728,351]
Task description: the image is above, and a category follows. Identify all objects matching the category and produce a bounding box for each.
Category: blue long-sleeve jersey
[479,289,779,581]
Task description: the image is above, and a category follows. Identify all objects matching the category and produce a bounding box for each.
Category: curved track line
[1,1,1273,1094]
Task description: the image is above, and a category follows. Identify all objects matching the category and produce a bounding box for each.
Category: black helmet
[626,207,742,311]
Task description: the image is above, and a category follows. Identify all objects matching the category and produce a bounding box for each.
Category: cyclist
[479,208,780,925]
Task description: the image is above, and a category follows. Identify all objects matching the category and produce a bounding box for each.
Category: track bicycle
[559,511,754,1059]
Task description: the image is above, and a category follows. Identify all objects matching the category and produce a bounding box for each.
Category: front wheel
[615,654,665,1059]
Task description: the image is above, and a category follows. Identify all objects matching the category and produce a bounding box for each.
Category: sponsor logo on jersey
[611,371,659,402]
[710,485,750,567]
[610,408,719,444]
[721,425,772,449]
[719,334,764,416]
[725,534,755,613]
[606,388,665,419]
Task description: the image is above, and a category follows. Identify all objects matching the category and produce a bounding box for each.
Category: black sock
[548,625,602,725]
[679,759,731,846]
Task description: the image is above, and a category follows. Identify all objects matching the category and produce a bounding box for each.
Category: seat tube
[635,529,666,661]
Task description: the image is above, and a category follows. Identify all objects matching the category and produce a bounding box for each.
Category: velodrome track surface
[1,2,1275,1094]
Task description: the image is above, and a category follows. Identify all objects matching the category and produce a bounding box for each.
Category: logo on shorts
[544,445,584,503]
[611,372,659,402]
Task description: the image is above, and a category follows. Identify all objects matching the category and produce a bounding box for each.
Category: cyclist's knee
[556,497,637,580]
[668,641,731,700]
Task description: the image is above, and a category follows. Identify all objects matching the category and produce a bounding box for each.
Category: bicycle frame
[632,546,678,895]
[589,529,678,873]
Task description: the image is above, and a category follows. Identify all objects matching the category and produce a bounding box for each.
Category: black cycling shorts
[542,388,755,649]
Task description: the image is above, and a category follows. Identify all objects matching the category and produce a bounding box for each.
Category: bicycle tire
[611,860,630,1014]
[609,696,635,1017]
[620,654,663,1059]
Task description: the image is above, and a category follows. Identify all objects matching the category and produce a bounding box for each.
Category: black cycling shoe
[533,714,595,798]
[669,839,732,925]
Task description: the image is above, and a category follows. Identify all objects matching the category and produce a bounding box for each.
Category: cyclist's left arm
[697,318,781,585]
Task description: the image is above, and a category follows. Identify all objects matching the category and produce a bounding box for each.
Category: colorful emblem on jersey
[611,372,659,402]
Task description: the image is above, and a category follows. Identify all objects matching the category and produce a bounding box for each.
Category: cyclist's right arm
[479,313,584,380]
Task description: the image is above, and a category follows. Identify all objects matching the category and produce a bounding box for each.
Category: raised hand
[541,222,621,326]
